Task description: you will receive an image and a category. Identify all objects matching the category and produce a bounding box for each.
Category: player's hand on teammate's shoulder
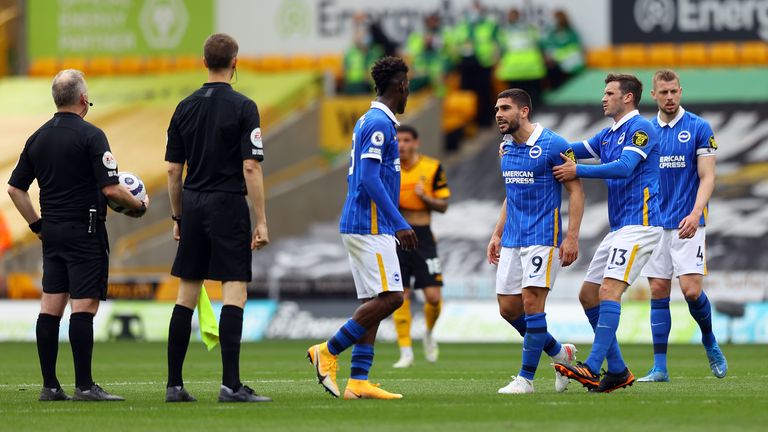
[553,153,578,182]
[396,228,418,251]
[559,236,579,267]
[251,222,269,250]
[678,213,700,239]
[487,234,501,265]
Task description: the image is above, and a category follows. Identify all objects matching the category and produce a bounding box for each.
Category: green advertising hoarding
[27,0,214,60]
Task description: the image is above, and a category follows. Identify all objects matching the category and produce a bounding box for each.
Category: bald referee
[8,69,148,401]
[164,33,271,403]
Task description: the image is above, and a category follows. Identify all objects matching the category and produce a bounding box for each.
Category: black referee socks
[167,304,194,388]
[36,313,62,389]
[220,305,244,391]
[69,312,95,391]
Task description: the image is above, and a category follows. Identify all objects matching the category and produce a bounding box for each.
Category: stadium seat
[648,43,677,67]
[145,56,174,73]
[237,56,260,71]
[615,44,648,68]
[709,42,738,65]
[586,47,615,68]
[28,57,59,77]
[86,57,116,75]
[6,272,40,299]
[679,43,708,66]
[60,57,87,73]
[259,55,289,72]
[287,54,318,70]
[175,55,199,71]
[739,41,768,65]
[317,53,343,78]
[116,56,144,74]
[442,91,477,133]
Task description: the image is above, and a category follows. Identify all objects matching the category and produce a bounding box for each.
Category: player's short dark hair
[605,73,643,107]
[653,69,680,88]
[371,56,409,95]
[397,124,419,139]
[497,88,533,113]
[204,33,239,71]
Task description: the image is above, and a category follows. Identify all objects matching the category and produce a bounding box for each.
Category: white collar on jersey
[370,101,400,126]
[656,106,686,128]
[611,109,639,131]
[501,123,542,146]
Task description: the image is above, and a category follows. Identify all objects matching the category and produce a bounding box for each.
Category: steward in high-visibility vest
[406,13,449,96]
[542,10,585,88]
[495,10,546,83]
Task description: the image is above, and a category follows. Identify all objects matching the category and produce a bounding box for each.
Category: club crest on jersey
[564,148,576,162]
[371,131,385,146]
[529,145,542,159]
[250,128,263,149]
[632,130,649,147]
[678,130,691,143]
[102,151,117,169]
[708,135,718,149]
[393,272,401,283]
[617,132,626,145]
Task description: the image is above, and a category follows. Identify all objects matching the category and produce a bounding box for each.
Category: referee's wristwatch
[171,215,182,224]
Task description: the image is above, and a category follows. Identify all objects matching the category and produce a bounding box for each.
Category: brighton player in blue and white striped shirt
[307,56,418,400]
[487,88,584,394]
[552,74,663,392]
[638,69,726,383]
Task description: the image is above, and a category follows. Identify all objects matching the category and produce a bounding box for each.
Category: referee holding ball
[8,69,148,402]
[164,33,271,403]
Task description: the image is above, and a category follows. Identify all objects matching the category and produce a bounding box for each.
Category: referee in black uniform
[7,69,148,402]
[164,33,271,403]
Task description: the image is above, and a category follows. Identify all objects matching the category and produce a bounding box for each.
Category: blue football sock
[350,344,374,380]
[585,301,624,374]
[543,333,562,358]
[688,291,716,348]
[327,319,366,355]
[509,316,527,337]
[519,313,547,381]
[650,297,671,371]
[584,305,626,374]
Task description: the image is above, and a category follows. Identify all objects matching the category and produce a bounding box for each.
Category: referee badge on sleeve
[632,130,649,147]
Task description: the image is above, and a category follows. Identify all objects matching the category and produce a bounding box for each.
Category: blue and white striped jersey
[651,107,717,229]
[500,124,572,248]
[339,101,401,235]
[579,110,662,231]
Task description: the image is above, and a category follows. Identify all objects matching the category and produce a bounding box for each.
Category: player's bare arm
[679,155,715,239]
[244,158,269,250]
[414,183,449,213]
[560,178,584,266]
[487,199,507,265]
[167,161,184,240]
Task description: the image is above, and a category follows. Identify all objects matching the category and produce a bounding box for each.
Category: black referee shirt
[8,112,120,222]
[165,82,264,195]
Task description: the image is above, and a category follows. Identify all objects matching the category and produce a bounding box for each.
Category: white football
[108,172,146,214]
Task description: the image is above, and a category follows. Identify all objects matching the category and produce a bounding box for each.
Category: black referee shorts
[171,190,252,282]
[397,225,443,289]
[42,220,109,300]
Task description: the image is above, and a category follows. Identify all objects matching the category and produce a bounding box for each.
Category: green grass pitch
[0,341,766,431]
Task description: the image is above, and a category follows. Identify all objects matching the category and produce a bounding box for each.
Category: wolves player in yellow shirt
[392,125,450,368]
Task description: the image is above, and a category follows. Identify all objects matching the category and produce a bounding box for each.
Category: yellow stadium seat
[615,44,648,68]
[586,47,615,68]
[318,53,343,78]
[709,42,738,65]
[28,57,59,77]
[175,55,199,71]
[6,272,41,299]
[116,56,144,74]
[145,56,174,73]
[288,54,318,70]
[739,41,768,65]
[237,56,260,71]
[648,43,677,67]
[442,91,477,131]
[60,57,87,72]
[259,55,289,72]
[86,57,116,75]
[679,43,708,66]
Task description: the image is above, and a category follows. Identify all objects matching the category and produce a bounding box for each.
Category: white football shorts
[341,234,404,299]
[584,225,662,285]
[641,227,707,279]
[496,245,560,295]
